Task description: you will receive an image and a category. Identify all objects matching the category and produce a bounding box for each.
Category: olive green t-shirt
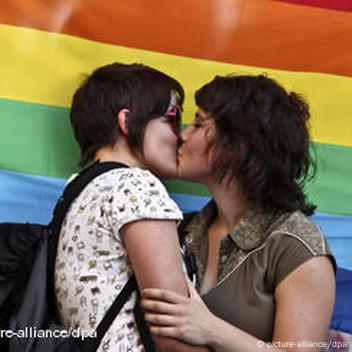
[182,202,335,342]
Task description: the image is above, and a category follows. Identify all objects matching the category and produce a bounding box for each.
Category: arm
[121,219,209,352]
[141,256,335,352]
[272,255,335,351]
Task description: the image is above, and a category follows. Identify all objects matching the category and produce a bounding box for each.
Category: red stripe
[275,0,352,12]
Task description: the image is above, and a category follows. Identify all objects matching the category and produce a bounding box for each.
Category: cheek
[153,131,178,163]
[163,130,178,150]
[145,123,177,149]
[187,136,206,157]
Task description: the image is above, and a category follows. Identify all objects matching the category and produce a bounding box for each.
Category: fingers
[149,326,184,339]
[142,288,188,304]
[141,298,182,315]
[144,312,183,326]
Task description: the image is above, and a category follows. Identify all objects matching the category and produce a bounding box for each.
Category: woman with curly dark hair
[141,75,336,352]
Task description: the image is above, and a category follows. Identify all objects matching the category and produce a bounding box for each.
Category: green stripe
[306,143,352,216]
[0,98,80,178]
[164,179,210,197]
[0,98,351,216]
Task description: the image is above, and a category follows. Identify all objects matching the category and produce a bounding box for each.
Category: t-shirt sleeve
[267,233,336,289]
[105,168,183,233]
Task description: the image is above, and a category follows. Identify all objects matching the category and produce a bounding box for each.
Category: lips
[176,151,181,163]
[177,141,185,154]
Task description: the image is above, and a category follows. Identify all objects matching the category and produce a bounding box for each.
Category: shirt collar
[228,208,278,250]
[185,200,279,251]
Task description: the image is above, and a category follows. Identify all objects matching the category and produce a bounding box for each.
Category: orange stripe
[1,0,352,77]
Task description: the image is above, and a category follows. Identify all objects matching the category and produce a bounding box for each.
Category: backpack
[0,162,156,352]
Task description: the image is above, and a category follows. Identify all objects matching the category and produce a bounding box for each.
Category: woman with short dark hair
[55,62,207,352]
[141,74,336,352]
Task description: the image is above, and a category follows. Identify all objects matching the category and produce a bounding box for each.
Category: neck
[208,180,251,233]
[94,140,142,168]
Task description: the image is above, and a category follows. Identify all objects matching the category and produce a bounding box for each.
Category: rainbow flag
[0,1,351,332]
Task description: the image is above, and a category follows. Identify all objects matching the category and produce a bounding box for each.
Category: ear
[117,109,131,135]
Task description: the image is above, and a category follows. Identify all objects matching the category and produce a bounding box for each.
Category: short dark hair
[195,74,316,215]
[70,62,184,166]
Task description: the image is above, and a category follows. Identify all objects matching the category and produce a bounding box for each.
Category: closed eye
[163,116,176,127]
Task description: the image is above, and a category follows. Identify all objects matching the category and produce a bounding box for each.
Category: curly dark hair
[195,74,316,215]
[70,62,184,166]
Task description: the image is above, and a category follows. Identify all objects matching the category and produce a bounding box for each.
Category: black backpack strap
[47,161,129,320]
[50,161,129,261]
[51,161,129,231]
[134,290,157,351]
[83,275,138,352]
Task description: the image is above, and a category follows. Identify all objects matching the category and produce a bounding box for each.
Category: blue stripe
[0,169,65,224]
[331,268,352,334]
[0,169,351,270]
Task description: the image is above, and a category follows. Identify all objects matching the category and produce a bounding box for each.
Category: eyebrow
[195,111,209,121]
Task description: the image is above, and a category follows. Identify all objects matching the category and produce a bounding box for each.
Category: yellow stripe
[1,23,351,147]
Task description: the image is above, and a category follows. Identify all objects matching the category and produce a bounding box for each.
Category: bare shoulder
[276,255,335,295]
[273,256,335,349]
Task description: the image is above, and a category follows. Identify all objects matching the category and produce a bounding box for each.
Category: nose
[177,125,188,149]
[179,124,190,141]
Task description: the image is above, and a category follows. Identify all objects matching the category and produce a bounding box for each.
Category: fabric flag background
[0,0,351,341]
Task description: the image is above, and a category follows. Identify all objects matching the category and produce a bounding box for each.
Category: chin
[176,167,201,182]
[176,164,189,180]
[161,168,177,180]
[151,164,177,180]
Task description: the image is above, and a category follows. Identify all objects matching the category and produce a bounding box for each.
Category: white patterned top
[54,167,183,351]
